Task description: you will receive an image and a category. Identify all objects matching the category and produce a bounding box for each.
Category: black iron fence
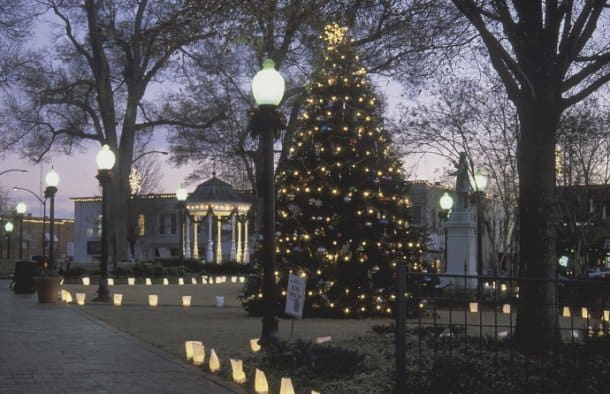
[395,269,610,393]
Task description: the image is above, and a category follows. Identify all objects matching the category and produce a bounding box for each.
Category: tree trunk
[513,100,561,353]
[110,92,140,262]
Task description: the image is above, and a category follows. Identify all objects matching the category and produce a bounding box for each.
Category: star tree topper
[323,23,348,46]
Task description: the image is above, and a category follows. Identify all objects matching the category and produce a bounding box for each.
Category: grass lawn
[62,279,608,393]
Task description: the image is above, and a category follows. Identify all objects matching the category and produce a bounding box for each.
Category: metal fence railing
[394,269,610,393]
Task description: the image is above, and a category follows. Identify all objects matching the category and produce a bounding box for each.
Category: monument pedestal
[443,208,478,289]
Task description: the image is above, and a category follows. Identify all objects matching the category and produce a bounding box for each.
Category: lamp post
[250,58,285,348]
[471,170,488,276]
[16,202,27,259]
[13,187,46,258]
[439,192,454,273]
[176,185,188,268]
[94,144,116,302]
[44,168,60,272]
[4,221,13,259]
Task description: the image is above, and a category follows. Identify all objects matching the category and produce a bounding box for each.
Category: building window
[159,214,166,235]
[137,214,145,236]
[170,213,177,235]
[159,214,177,235]
[409,206,424,226]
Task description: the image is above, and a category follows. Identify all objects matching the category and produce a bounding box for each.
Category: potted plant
[32,257,63,303]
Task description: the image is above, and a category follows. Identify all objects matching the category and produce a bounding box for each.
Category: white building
[71,175,253,264]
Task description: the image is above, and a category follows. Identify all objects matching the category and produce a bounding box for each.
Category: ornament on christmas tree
[288,204,300,216]
[241,22,428,319]
[309,198,323,207]
[323,23,348,45]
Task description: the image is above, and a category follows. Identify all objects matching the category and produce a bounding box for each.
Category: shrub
[202,261,254,275]
[114,265,133,277]
[261,340,366,379]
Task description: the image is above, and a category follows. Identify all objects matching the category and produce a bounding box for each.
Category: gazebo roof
[186,174,251,215]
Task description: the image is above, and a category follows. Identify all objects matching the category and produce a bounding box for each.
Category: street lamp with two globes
[471,170,488,276]
[439,192,454,272]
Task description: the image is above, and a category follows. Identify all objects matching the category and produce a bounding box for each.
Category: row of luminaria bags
[79,275,245,286]
[184,339,321,394]
[60,290,223,307]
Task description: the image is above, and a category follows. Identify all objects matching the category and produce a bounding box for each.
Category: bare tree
[396,71,520,276]
[449,0,610,352]
[1,0,228,260]
[557,99,610,187]
[165,0,467,231]
[556,99,610,276]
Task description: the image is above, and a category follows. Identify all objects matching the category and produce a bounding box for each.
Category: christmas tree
[242,24,427,318]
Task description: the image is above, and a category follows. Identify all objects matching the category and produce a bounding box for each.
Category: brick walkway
[0,280,243,394]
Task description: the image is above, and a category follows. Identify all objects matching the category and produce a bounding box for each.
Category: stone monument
[443,153,478,288]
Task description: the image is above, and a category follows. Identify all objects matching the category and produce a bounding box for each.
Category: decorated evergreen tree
[242,24,428,318]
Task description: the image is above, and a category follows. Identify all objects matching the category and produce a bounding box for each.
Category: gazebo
[185,174,252,264]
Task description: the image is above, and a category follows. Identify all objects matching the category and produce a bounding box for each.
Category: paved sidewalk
[0,280,244,394]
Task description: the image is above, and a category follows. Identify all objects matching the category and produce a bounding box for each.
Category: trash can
[13,261,38,294]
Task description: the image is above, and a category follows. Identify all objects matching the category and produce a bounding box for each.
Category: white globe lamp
[472,170,488,193]
[252,59,285,106]
[176,186,188,202]
[45,168,60,187]
[16,202,27,215]
[96,144,116,170]
[439,192,454,211]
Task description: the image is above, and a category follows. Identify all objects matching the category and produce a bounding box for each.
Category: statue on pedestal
[450,152,471,210]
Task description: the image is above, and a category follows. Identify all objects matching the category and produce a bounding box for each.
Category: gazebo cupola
[185,174,251,264]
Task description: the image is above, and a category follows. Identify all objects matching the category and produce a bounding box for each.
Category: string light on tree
[242,24,427,318]
[129,167,142,194]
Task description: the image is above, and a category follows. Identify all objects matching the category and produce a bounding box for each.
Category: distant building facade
[406,181,515,276]
[72,176,254,264]
[0,215,74,262]
[557,184,610,271]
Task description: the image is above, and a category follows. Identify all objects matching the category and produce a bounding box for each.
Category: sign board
[603,238,610,251]
[285,273,306,319]
[67,242,74,258]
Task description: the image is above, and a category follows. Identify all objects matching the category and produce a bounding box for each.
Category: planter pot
[33,276,63,303]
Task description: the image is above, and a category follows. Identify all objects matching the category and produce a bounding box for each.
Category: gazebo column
[192,215,199,259]
[242,219,249,264]
[206,213,214,263]
[216,217,222,264]
[236,220,243,263]
[230,213,237,261]
[185,216,191,258]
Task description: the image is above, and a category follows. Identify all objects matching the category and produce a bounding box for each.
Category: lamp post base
[259,316,280,349]
[92,284,112,303]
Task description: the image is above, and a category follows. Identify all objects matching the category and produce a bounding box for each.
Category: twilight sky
[1,17,447,220]
[2,146,200,219]
[2,144,443,220]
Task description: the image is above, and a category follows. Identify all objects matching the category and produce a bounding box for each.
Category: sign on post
[67,242,74,258]
[285,273,306,319]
